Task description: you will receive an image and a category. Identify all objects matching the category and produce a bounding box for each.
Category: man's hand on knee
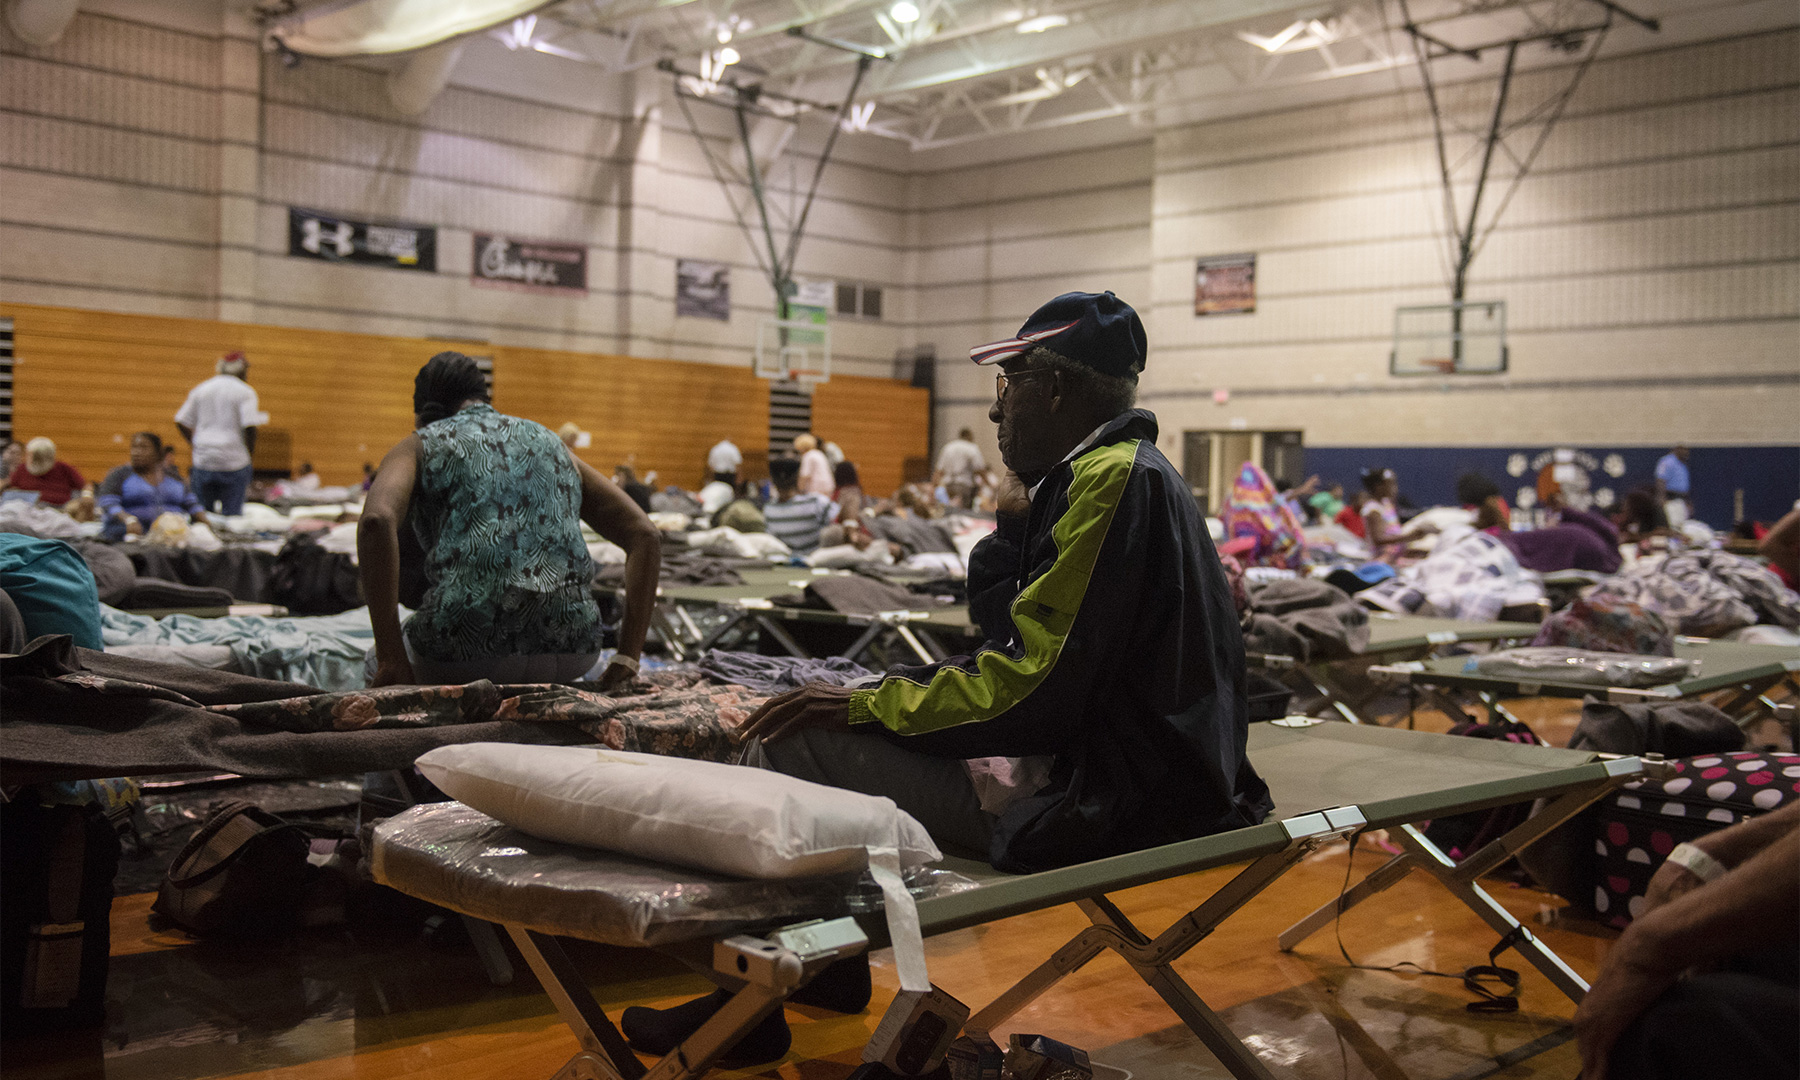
[736,682,856,744]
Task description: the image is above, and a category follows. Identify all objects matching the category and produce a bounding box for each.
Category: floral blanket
[205,669,768,763]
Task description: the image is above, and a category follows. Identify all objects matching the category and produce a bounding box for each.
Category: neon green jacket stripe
[846,439,1139,736]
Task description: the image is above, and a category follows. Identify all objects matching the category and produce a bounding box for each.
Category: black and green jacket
[847,409,1273,872]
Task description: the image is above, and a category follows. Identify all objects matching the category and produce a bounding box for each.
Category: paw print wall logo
[1513,448,1614,514]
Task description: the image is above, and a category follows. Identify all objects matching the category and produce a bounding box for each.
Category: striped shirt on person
[762,493,836,555]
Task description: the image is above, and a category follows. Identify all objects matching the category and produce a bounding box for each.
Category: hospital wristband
[605,654,640,674]
[1664,842,1728,884]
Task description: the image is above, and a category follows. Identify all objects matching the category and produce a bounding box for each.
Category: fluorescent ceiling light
[1016,14,1068,33]
[1237,18,1339,53]
[890,1,921,23]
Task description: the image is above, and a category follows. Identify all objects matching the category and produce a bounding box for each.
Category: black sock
[620,988,792,1067]
[788,954,873,1013]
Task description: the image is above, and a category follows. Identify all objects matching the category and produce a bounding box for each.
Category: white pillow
[414,743,940,880]
[686,526,792,560]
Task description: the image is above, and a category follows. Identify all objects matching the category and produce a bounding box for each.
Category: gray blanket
[1240,578,1370,663]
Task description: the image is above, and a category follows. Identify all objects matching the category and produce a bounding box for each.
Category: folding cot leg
[1275,849,1418,952]
[968,809,1365,1080]
[695,610,752,655]
[1279,765,1645,1004]
[650,607,689,661]
[752,615,812,659]
[892,622,941,665]
[837,621,888,664]
[506,926,647,1080]
[464,916,514,986]
[1297,661,1368,725]
[675,605,706,648]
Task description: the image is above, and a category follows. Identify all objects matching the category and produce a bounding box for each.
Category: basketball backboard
[1391,301,1507,376]
[755,317,831,385]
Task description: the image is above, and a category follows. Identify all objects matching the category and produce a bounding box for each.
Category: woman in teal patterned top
[358,353,661,688]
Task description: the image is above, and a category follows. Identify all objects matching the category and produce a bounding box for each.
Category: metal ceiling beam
[858,0,1311,99]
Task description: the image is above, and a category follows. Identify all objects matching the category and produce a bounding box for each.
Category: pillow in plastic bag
[1469,647,1693,688]
[415,743,940,880]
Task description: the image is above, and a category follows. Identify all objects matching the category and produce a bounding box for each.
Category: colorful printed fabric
[1219,462,1306,569]
[1531,596,1676,656]
[406,403,603,663]
[1589,550,1800,637]
[204,669,767,764]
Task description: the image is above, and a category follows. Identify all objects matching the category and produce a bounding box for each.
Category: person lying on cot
[1575,799,1798,1079]
[622,291,1275,1068]
[358,352,660,689]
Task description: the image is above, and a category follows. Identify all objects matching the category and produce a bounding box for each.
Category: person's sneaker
[620,988,792,1067]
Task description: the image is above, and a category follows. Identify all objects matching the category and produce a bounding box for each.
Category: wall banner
[288,208,436,271]
[1195,253,1256,316]
[676,259,730,320]
[472,234,587,294]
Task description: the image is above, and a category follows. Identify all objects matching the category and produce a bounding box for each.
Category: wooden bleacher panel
[3,305,933,506]
[491,345,768,493]
[810,375,931,498]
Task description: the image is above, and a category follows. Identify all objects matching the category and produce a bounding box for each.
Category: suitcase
[1591,750,1800,927]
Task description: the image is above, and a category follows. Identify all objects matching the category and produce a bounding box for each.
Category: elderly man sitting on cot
[738,290,1273,873]
[621,292,1273,1068]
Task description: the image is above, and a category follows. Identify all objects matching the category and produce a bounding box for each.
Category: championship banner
[472,234,587,294]
[288,208,436,271]
[1195,253,1256,316]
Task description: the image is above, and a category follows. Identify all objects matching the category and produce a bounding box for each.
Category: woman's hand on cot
[371,656,416,688]
[734,682,856,744]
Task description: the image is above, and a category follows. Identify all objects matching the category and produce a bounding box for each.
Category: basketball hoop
[755,317,832,385]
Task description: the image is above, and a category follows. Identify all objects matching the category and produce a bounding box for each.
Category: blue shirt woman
[97,432,202,539]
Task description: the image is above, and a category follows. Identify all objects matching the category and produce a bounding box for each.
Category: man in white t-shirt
[934,427,988,508]
[175,352,262,516]
[706,438,741,484]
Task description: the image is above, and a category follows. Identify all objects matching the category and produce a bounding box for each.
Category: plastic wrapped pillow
[370,801,975,947]
[1469,647,1693,688]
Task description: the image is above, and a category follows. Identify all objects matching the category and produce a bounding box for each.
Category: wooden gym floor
[8,699,1779,1080]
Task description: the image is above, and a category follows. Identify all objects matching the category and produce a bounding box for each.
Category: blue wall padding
[1300,445,1800,530]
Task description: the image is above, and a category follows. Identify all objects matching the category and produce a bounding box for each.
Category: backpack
[1421,715,1547,862]
[152,802,321,937]
[269,534,361,615]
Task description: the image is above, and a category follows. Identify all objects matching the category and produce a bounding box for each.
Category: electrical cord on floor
[1331,827,1524,1014]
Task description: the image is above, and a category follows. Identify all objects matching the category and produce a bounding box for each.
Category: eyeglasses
[995,369,1054,401]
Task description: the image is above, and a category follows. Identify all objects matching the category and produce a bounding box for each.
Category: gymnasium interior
[1,0,1796,1078]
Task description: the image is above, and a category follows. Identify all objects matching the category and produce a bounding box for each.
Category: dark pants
[1608,961,1799,1080]
[189,465,253,516]
[741,728,994,860]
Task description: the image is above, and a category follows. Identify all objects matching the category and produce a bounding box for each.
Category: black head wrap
[413,352,489,425]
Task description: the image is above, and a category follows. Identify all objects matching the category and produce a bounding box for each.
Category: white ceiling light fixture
[1238,18,1340,54]
[1016,13,1068,34]
[890,1,921,23]
[718,45,740,65]
[717,26,732,43]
